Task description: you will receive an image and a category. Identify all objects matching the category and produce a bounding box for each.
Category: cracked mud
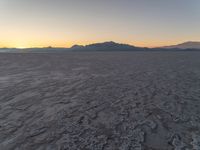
[0,52,200,150]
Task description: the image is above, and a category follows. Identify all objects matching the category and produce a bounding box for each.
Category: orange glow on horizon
[0,40,187,49]
[1,0,199,49]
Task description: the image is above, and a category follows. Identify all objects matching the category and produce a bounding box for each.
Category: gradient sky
[0,0,200,48]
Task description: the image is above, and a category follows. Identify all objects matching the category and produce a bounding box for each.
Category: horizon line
[0,40,199,49]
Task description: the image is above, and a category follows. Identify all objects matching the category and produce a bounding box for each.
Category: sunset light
[0,0,199,48]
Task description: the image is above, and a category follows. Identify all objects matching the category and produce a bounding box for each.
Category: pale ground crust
[0,52,200,150]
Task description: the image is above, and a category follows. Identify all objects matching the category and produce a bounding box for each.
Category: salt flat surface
[0,52,200,150]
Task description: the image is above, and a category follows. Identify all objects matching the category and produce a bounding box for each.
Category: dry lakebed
[0,52,200,150]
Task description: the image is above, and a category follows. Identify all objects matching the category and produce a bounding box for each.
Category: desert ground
[0,52,200,150]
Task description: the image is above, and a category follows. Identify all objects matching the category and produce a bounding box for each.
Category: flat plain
[0,52,200,150]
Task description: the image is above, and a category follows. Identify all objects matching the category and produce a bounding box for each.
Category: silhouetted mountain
[162,41,200,49]
[70,45,84,49]
[71,41,147,51]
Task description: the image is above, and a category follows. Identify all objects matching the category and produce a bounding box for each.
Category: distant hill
[70,41,147,51]
[162,41,200,49]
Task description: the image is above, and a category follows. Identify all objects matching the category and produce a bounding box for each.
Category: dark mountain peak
[101,41,116,44]
[71,45,84,49]
[86,41,119,46]
[69,41,146,51]
[86,41,136,49]
[99,41,119,45]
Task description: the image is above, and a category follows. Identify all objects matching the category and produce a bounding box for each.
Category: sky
[0,0,200,48]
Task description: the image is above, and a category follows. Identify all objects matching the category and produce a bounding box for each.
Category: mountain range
[1,41,200,52]
[71,41,200,50]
